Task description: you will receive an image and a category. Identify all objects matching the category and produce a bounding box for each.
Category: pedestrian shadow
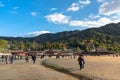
[66,68,80,71]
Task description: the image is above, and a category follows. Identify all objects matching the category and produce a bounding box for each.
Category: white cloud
[67,3,80,11]
[69,20,101,28]
[8,6,19,15]
[45,12,120,28]
[79,0,91,5]
[50,8,57,11]
[97,0,105,3]
[74,0,120,28]
[45,13,70,24]
[112,15,120,19]
[67,0,91,12]
[12,6,20,10]
[45,0,119,29]
[0,2,5,7]
[89,14,101,19]
[99,0,120,16]
[31,12,39,16]
[25,31,51,37]
[69,17,120,28]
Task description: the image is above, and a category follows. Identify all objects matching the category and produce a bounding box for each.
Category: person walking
[1,55,4,62]
[31,54,36,64]
[9,55,14,64]
[78,55,85,70]
[5,55,8,64]
[25,54,29,63]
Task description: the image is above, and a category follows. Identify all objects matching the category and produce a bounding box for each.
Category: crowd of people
[5,52,120,71]
[1,51,120,73]
[0,54,37,64]
[0,53,86,71]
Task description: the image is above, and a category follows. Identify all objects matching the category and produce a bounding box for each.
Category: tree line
[0,22,120,53]
[0,37,120,53]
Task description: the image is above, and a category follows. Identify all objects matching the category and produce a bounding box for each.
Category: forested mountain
[30,22,120,43]
[0,22,120,52]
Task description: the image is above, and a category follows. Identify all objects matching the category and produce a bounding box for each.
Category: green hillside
[0,22,120,52]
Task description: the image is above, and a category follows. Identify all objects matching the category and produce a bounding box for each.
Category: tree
[0,39,8,48]
[0,39,8,52]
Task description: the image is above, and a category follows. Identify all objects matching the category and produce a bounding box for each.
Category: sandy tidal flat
[0,59,79,80]
[45,56,120,80]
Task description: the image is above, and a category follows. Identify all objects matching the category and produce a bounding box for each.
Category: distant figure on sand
[31,54,36,64]
[9,55,14,64]
[1,55,4,62]
[78,55,85,70]
[40,54,45,59]
[5,56,8,64]
[25,55,29,63]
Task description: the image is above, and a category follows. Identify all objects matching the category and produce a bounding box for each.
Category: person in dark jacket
[78,55,85,70]
[31,54,36,64]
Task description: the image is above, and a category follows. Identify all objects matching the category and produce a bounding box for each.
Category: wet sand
[0,59,78,80]
[44,56,120,80]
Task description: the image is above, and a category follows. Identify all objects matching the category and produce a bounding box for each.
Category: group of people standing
[1,55,14,64]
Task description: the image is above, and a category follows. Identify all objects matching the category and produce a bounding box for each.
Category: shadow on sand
[41,60,92,80]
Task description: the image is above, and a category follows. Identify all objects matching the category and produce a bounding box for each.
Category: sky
[0,0,120,37]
